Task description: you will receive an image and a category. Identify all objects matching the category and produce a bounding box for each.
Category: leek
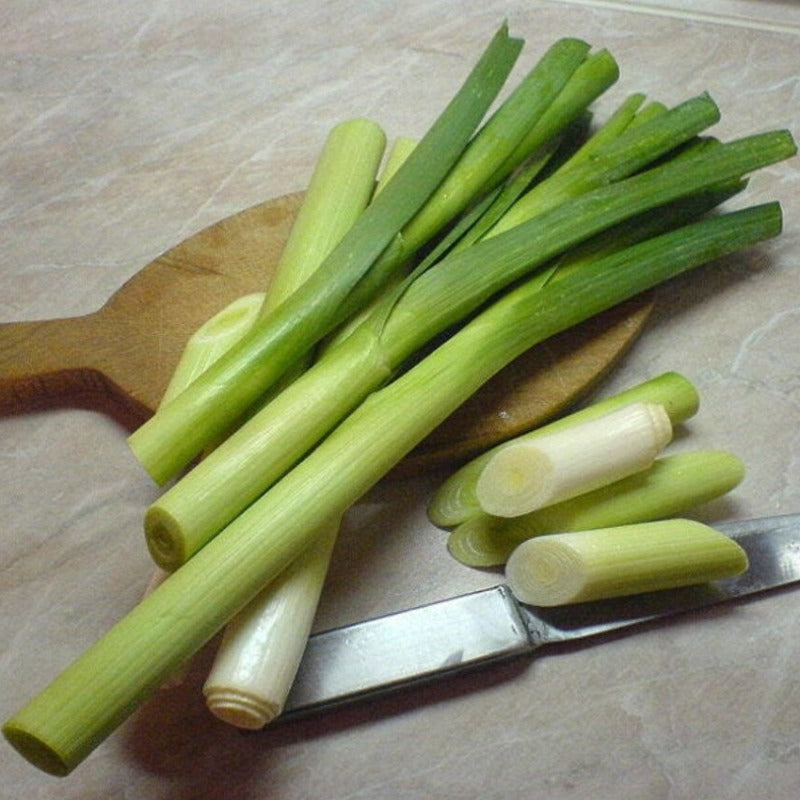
[429,371,701,528]
[504,519,748,606]
[2,199,784,775]
[447,450,745,567]
[475,402,673,518]
[141,123,782,571]
[488,93,720,236]
[160,293,266,406]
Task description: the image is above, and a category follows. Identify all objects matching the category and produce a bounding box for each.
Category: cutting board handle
[0,312,148,427]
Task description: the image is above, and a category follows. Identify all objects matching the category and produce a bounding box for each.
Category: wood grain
[0,192,651,470]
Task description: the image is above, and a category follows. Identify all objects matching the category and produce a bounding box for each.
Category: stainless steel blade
[282,513,800,718]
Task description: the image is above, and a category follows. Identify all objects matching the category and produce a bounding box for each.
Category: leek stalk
[160,293,266,406]
[504,519,748,606]
[256,118,387,319]
[474,402,673,518]
[428,372,702,528]
[2,199,784,776]
[203,518,340,728]
[447,450,745,567]
[387,36,594,255]
[144,129,793,570]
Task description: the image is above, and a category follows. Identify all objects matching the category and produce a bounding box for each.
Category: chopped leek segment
[447,450,746,567]
[428,372,701,529]
[475,402,672,518]
[505,519,748,606]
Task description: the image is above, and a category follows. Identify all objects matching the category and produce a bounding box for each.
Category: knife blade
[282,513,800,719]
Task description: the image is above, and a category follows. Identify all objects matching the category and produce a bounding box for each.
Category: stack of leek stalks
[3,24,797,777]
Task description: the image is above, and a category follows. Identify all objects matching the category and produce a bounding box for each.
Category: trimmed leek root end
[203,520,339,729]
[144,506,187,573]
[505,518,748,606]
[476,402,672,518]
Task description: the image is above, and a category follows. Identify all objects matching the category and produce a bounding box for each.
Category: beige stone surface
[1,1,799,797]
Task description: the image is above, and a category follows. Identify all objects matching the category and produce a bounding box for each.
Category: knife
[281,513,800,718]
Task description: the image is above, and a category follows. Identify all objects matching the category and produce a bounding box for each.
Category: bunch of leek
[146,92,733,571]
[2,22,796,777]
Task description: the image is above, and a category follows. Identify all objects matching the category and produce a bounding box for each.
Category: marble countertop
[1,1,799,797]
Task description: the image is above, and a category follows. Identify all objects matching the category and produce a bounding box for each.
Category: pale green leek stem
[160,294,266,406]
[475,402,673,518]
[428,372,701,529]
[505,519,748,606]
[257,118,386,318]
[447,450,745,567]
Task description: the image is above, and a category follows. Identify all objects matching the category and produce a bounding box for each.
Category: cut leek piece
[127,23,524,485]
[447,450,745,567]
[428,372,700,529]
[2,200,784,776]
[475,402,672,518]
[505,519,748,606]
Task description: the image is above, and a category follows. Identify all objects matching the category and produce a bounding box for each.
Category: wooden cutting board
[0,192,652,472]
